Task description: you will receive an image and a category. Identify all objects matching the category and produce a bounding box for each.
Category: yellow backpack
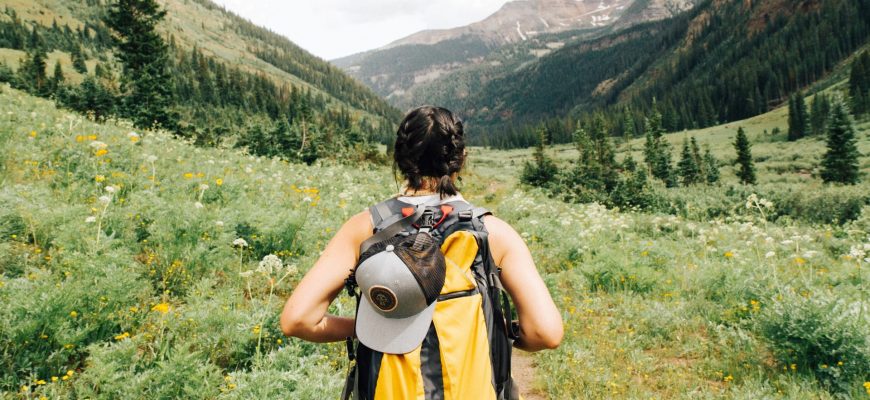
[342,196,519,400]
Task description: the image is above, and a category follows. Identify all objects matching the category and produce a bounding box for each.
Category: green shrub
[755,289,870,393]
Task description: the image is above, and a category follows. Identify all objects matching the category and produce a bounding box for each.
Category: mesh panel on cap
[357,232,446,305]
[393,232,446,304]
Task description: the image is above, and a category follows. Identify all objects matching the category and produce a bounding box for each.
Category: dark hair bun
[394,106,466,198]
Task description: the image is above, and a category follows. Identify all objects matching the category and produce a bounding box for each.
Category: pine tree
[809,93,831,136]
[622,109,636,138]
[49,60,64,95]
[820,99,860,184]
[105,0,176,130]
[71,45,88,74]
[703,146,720,184]
[734,127,756,184]
[690,136,705,181]
[788,92,809,141]
[677,138,702,186]
[18,45,49,97]
[520,128,558,187]
[642,104,675,187]
[849,51,869,116]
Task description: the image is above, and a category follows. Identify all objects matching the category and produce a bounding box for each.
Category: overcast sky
[215,0,511,61]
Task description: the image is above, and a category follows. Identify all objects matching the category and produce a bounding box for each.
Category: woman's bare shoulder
[480,214,524,265]
[342,209,373,241]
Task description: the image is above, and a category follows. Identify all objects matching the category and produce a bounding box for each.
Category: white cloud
[215,0,510,60]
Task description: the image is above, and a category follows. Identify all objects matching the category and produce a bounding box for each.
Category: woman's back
[280,106,562,400]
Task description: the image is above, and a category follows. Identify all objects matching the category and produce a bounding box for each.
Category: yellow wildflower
[69,311,78,318]
[724,251,734,258]
[35,379,46,385]
[151,303,170,314]
[87,134,97,140]
[723,375,733,383]
[794,257,806,265]
[66,370,74,376]
[114,332,130,340]
[183,173,193,179]
[29,130,37,138]
[95,148,108,157]
[51,376,58,382]
[95,175,105,182]
[216,178,223,186]
[75,135,85,142]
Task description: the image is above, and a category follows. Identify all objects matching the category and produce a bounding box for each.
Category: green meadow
[1,85,869,399]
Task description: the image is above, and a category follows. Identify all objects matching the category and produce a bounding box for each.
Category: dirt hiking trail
[512,350,547,400]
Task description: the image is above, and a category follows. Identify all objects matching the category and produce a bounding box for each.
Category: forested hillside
[0,0,401,161]
[416,0,870,148]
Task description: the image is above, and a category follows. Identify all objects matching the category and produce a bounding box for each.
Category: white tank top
[396,193,468,205]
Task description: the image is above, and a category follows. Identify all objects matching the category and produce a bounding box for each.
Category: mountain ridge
[331,0,680,104]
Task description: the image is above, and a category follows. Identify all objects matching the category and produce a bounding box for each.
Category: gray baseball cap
[355,232,446,354]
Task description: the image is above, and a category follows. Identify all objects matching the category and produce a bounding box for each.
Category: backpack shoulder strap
[368,197,405,233]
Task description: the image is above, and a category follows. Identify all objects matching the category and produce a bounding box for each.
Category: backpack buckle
[418,209,435,232]
[458,210,473,221]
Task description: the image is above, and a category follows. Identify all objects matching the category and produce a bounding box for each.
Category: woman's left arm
[279,210,372,342]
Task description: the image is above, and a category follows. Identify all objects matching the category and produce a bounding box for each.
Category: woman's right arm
[279,210,372,342]
[483,215,563,351]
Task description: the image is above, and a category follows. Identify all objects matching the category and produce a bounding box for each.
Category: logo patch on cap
[369,286,398,312]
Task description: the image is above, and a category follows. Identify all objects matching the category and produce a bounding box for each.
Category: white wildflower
[98,195,111,205]
[257,254,283,275]
[215,220,224,227]
[239,270,254,278]
[194,202,204,209]
[105,186,116,193]
[232,238,248,248]
[848,245,866,260]
[85,216,97,223]
[199,184,209,191]
[765,251,776,258]
[89,141,108,149]
[146,155,158,163]
[285,263,298,277]
[127,131,139,139]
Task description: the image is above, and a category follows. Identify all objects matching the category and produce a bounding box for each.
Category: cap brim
[356,296,436,354]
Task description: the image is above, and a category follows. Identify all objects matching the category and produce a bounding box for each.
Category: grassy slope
[0,86,868,398]
[1,0,391,123]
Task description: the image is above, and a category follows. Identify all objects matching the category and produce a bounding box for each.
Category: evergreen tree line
[521,107,722,211]
[787,91,838,141]
[469,0,869,149]
[0,4,396,164]
[521,95,860,209]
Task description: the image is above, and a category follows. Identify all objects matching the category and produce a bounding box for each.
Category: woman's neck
[400,188,438,196]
